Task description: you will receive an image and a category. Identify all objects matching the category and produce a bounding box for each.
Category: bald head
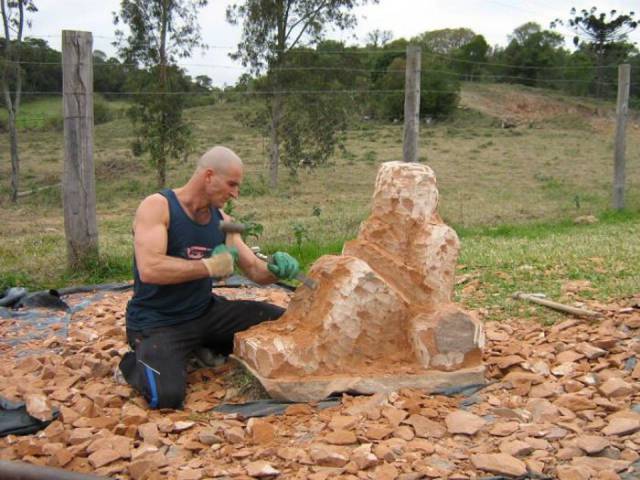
[197,146,243,174]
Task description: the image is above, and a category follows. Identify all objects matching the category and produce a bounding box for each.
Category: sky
[28,0,640,87]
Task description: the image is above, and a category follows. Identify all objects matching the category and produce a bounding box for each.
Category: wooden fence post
[613,63,631,210]
[403,44,421,163]
[62,30,98,268]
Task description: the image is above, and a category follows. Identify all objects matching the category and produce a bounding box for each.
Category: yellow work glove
[201,245,238,278]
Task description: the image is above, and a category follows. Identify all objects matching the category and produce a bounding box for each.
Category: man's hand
[201,245,238,278]
[213,244,239,263]
[267,252,300,280]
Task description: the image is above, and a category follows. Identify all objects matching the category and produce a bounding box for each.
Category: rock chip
[198,428,223,445]
[309,444,349,467]
[445,410,486,435]
[470,453,527,477]
[404,414,446,438]
[576,435,609,454]
[246,460,280,478]
[24,393,54,422]
[247,418,276,444]
[372,463,399,480]
[554,394,596,411]
[350,443,378,469]
[88,448,122,469]
[499,440,534,457]
[329,415,358,430]
[489,421,520,436]
[599,378,633,398]
[556,465,595,480]
[571,456,630,472]
[602,417,640,436]
[324,429,357,445]
[138,423,161,446]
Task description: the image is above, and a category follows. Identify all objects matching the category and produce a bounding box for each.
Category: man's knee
[139,361,186,410]
[153,384,185,410]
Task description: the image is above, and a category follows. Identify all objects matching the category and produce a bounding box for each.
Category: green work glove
[212,244,239,263]
[202,245,239,278]
[267,252,300,280]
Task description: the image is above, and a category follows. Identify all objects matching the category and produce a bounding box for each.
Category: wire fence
[1,58,638,129]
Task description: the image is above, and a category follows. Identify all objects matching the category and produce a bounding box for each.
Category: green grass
[456,210,640,321]
[0,97,62,130]
[0,83,639,322]
[0,96,129,130]
[1,210,637,325]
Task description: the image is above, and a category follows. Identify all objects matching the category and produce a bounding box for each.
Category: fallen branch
[16,183,61,198]
[512,291,602,319]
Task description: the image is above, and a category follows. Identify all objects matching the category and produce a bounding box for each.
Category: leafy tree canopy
[114,0,208,67]
[413,28,477,54]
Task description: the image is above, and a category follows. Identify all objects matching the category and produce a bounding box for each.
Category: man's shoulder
[136,193,170,225]
[140,192,170,210]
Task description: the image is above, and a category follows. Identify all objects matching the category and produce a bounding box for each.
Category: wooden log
[512,292,602,319]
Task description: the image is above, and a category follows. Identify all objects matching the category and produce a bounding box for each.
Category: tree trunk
[595,48,605,98]
[1,0,24,203]
[266,0,287,188]
[269,92,283,188]
[157,0,169,189]
[8,108,19,202]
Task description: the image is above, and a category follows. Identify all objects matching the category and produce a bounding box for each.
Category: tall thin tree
[0,0,37,202]
[114,0,207,188]
[553,7,637,97]
[227,0,375,187]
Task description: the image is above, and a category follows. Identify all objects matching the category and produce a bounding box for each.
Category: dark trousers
[119,295,284,409]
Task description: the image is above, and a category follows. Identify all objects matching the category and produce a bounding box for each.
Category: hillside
[0,82,639,290]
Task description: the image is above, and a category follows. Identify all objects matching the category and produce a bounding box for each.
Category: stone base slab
[230,355,486,402]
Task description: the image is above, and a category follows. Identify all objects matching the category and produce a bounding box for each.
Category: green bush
[42,114,64,131]
[374,57,460,121]
[93,98,114,125]
[240,174,269,197]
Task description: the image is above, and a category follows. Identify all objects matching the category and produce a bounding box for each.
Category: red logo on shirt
[186,246,212,260]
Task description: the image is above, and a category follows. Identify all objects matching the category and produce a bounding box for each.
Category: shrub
[93,98,114,125]
[374,57,460,121]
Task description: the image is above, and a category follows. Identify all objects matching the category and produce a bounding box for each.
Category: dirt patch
[460,84,618,131]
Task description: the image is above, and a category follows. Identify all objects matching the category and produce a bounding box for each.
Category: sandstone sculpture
[234,161,485,401]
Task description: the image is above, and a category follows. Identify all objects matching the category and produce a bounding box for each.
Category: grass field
[0,82,639,320]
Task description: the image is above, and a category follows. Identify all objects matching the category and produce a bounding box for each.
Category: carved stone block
[234,161,485,401]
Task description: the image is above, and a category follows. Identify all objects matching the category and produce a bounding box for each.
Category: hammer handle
[219,221,246,234]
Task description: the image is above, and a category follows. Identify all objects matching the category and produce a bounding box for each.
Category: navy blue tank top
[126,189,225,331]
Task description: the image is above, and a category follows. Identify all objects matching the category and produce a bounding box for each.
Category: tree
[194,74,212,91]
[414,28,476,55]
[552,7,638,96]
[500,22,564,87]
[93,52,128,97]
[630,52,640,108]
[271,41,366,174]
[12,37,60,96]
[364,28,392,48]
[0,0,37,202]
[114,0,207,188]
[227,0,375,187]
[374,55,459,121]
[452,34,489,81]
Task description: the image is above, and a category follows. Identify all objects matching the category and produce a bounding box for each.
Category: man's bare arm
[134,194,210,285]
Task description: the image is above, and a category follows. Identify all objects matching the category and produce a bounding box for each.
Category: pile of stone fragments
[1,286,640,480]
